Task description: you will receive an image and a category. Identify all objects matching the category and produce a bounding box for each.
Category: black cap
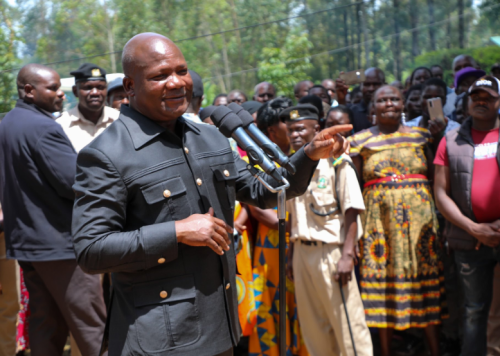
[469,75,500,98]
[241,101,262,115]
[70,63,107,83]
[189,70,203,98]
[280,104,319,122]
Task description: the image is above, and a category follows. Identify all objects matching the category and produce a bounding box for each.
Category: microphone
[210,106,284,183]
[228,103,296,174]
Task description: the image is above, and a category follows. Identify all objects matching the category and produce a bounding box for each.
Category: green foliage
[0,2,19,113]
[257,34,313,99]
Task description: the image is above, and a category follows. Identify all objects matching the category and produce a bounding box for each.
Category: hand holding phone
[427,97,445,125]
[339,69,366,86]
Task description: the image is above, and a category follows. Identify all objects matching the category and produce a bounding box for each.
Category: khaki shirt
[56,106,120,152]
[287,155,365,244]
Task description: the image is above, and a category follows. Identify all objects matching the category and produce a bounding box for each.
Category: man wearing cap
[434,75,500,356]
[454,67,486,96]
[183,69,204,123]
[57,63,120,152]
[107,75,129,110]
[282,104,372,356]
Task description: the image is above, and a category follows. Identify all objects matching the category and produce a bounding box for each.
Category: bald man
[294,80,313,102]
[71,32,351,356]
[253,81,276,103]
[0,64,106,356]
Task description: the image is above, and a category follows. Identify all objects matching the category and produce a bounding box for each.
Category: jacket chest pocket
[210,162,238,211]
[309,171,339,217]
[132,274,200,352]
[141,176,192,221]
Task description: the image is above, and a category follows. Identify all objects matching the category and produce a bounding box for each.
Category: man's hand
[304,125,352,161]
[469,222,500,249]
[175,207,233,255]
[335,75,349,105]
[335,254,354,286]
[428,117,448,138]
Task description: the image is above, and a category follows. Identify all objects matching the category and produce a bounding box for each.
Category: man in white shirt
[57,63,119,152]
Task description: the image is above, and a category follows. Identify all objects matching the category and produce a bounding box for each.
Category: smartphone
[340,69,366,85]
[427,97,445,124]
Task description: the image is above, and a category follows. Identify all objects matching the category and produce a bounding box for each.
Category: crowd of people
[0,31,499,356]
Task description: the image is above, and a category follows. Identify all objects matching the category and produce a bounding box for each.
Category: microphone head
[228,102,254,127]
[210,106,244,138]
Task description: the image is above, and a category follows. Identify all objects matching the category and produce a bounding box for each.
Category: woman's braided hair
[255,96,293,134]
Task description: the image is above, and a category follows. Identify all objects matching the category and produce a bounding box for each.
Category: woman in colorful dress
[248,98,308,356]
[348,86,445,356]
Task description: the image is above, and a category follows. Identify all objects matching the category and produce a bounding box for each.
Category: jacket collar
[119,105,200,150]
[15,99,55,119]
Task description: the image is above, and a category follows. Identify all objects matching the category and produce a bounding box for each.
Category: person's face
[431,67,443,80]
[374,86,403,125]
[286,119,320,151]
[108,87,129,110]
[325,111,352,137]
[455,97,466,124]
[295,81,313,101]
[73,80,107,113]
[406,90,422,117]
[454,57,474,74]
[214,96,228,106]
[421,85,447,118]
[457,75,477,95]
[469,90,500,122]
[492,68,500,81]
[228,92,246,105]
[362,71,384,105]
[255,84,275,103]
[310,87,331,105]
[123,41,192,123]
[26,70,65,113]
[322,80,336,100]
[352,91,363,104]
[412,69,431,85]
[267,121,289,149]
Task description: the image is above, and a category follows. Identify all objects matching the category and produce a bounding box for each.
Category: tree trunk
[356,1,362,69]
[361,2,370,68]
[370,0,377,67]
[409,0,419,59]
[227,0,245,88]
[427,0,436,51]
[458,0,464,48]
[393,0,401,80]
[343,9,349,70]
[103,0,117,73]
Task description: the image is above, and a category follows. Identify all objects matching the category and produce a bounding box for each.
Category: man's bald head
[253,82,276,103]
[452,54,478,74]
[294,80,313,101]
[121,32,193,125]
[17,64,57,99]
[17,63,64,112]
[362,67,386,105]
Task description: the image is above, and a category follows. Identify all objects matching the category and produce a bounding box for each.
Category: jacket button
[184,147,189,154]
[196,178,202,186]
[158,257,165,264]
[226,283,230,290]
[163,190,171,198]
[160,290,168,299]
[223,170,230,177]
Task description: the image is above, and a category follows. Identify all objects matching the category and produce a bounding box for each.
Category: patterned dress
[348,126,446,330]
[249,220,309,356]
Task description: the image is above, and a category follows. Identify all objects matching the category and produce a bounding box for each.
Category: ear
[72,85,78,98]
[24,84,35,100]
[123,76,135,97]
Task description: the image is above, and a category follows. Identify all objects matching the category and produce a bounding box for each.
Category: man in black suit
[72,33,351,356]
[0,64,106,356]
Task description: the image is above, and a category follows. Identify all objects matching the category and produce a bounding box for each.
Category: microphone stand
[246,165,290,356]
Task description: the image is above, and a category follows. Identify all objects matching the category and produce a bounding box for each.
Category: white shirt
[405,115,460,134]
[57,106,120,152]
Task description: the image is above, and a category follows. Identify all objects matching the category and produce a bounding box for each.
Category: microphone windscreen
[228,103,254,127]
[211,106,243,138]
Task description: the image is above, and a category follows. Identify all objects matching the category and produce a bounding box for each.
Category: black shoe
[440,337,461,356]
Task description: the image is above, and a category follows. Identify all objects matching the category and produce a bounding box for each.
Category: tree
[0,1,19,113]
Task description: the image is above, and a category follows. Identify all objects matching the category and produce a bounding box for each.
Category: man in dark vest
[434,76,500,356]
[71,32,351,356]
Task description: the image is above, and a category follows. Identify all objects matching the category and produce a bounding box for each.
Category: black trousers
[19,259,106,356]
[214,348,233,356]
